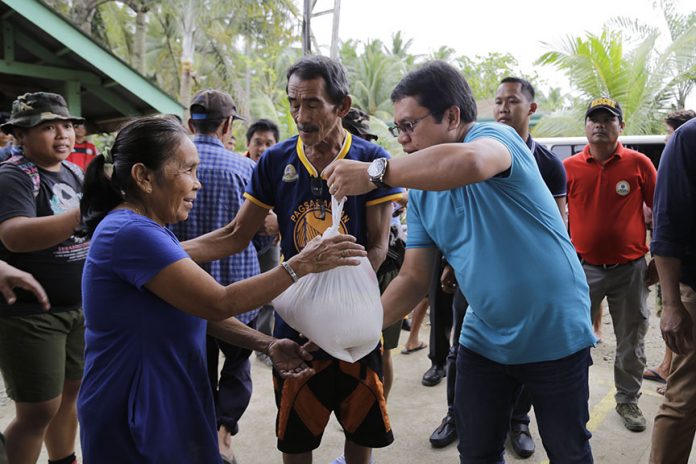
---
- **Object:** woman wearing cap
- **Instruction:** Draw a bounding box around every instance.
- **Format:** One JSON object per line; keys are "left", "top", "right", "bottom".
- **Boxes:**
{"left": 78, "top": 116, "right": 366, "bottom": 462}
{"left": 0, "top": 92, "right": 87, "bottom": 464}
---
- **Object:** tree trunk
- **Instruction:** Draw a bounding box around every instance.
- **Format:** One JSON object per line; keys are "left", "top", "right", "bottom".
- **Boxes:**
{"left": 133, "top": 5, "right": 148, "bottom": 74}
{"left": 244, "top": 37, "right": 251, "bottom": 120}
{"left": 179, "top": 0, "right": 196, "bottom": 110}
{"left": 72, "top": 0, "right": 101, "bottom": 34}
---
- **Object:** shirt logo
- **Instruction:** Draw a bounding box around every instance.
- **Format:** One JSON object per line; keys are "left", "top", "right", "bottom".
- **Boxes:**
{"left": 616, "top": 180, "right": 630, "bottom": 196}
{"left": 50, "top": 182, "right": 81, "bottom": 214}
{"left": 282, "top": 164, "right": 298, "bottom": 182}
{"left": 290, "top": 199, "right": 348, "bottom": 250}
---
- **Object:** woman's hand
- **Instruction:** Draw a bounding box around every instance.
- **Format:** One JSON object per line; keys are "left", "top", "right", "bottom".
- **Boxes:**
{"left": 267, "top": 339, "right": 315, "bottom": 379}
{"left": 288, "top": 234, "right": 367, "bottom": 277}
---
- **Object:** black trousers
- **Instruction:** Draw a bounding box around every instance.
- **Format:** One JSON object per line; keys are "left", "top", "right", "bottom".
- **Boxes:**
{"left": 428, "top": 251, "right": 454, "bottom": 368}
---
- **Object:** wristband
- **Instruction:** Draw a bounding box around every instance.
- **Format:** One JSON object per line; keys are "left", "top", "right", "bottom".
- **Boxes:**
{"left": 281, "top": 261, "right": 299, "bottom": 283}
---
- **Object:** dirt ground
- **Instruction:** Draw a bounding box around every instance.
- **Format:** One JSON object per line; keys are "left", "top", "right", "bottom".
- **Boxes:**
{"left": 2, "top": 288, "right": 695, "bottom": 463}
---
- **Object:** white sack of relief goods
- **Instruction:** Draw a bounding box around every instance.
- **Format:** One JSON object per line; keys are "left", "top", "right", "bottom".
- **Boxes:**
{"left": 272, "top": 196, "right": 383, "bottom": 363}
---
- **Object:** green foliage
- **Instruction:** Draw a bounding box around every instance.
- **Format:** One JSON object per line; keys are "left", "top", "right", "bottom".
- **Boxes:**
{"left": 342, "top": 39, "right": 402, "bottom": 119}
{"left": 457, "top": 52, "right": 522, "bottom": 101}
{"left": 43, "top": 1, "right": 694, "bottom": 141}
{"left": 536, "top": 1, "right": 696, "bottom": 136}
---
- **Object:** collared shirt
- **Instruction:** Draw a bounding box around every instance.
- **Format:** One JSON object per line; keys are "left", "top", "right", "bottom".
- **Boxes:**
{"left": 407, "top": 122, "right": 594, "bottom": 364}
{"left": 564, "top": 142, "right": 656, "bottom": 265}
{"left": 170, "top": 135, "right": 260, "bottom": 324}
{"left": 526, "top": 136, "right": 566, "bottom": 197}
{"left": 651, "top": 119, "right": 696, "bottom": 290}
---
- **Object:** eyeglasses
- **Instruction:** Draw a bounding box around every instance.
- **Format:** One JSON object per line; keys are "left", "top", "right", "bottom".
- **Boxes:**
{"left": 389, "top": 112, "right": 432, "bottom": 137}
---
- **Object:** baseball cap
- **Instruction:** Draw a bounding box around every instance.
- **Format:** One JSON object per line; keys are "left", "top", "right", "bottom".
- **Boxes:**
{"left": 189, "top": 89, "right": 244, "bottom": 121}
{"left": 1, "top": 92, "right": 85, "bottom": 135}
{"left": 585, "top": 97, "right": 623, "bottom": 121}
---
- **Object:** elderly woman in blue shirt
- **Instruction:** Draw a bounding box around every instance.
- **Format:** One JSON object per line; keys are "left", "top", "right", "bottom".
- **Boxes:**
{"left": 78, "top": 116, "right": 365, "bottom": 463}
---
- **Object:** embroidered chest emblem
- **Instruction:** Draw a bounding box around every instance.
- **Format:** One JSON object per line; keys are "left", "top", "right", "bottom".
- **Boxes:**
{"left": 282, "top": 164, "right": 298, "bottom": 182}
{"left": 616, "top": 180, "right": 630, "bottom": 196}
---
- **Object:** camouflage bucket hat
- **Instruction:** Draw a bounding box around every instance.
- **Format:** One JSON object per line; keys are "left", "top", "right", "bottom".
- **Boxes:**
{"left": 342, "top": 107, "right": 378, "bottom": 141}
{"left": 0, "top": 92, "right": 85, "bottom": 135}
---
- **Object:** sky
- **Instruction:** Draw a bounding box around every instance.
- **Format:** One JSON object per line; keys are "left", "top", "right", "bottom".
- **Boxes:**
{"left": 307, "top": 0, "right": 696, "bottom": 108}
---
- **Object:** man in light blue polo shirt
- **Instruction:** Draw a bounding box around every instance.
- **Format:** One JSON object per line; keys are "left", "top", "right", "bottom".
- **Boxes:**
{"left": 324, "top": 61, "right": 596, "bottom": 463}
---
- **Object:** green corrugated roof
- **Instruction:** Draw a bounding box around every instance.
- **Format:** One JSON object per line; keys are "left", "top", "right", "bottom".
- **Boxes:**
{"left": 0, "top": 0, "right": 183, "bottom": 131}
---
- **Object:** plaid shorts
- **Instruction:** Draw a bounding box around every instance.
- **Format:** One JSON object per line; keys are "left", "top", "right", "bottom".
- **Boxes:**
{"left": 273, "top": 353, "right": 394, "bottom": 454}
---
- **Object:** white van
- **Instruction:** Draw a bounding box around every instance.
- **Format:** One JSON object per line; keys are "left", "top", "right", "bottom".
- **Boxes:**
{"left": 535, "top": 135, "right": 665, "bottom": 168}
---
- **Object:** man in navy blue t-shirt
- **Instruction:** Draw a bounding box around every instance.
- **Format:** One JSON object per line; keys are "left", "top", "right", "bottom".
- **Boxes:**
{"left": 185, "top": 55, "right": 400, "bottom": 464}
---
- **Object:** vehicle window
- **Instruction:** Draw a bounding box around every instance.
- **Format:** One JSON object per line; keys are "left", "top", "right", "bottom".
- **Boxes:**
{"left": 623, "top": 143, "right": 664, "bottom": 169}
{"left": 549, "top": 145, "right": 573, "bottom": 160}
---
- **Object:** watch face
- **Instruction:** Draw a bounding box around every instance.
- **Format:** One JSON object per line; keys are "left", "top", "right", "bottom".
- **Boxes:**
{"left": 368, "top": 158, "right": 385, "bottom": 178}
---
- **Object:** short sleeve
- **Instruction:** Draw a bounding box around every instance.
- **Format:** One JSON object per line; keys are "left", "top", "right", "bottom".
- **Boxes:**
{"left": 536, "top": 146, "right": 567, "bottom": 197}
{"left": 0, "top": 166, "right": 36, "bottom": 222}
{"left": 364, "top": 145, "right": 404, "bottom": 206}
{"left": 112, "top": 220, "right": 189, "bottom": 289}
{"left": 244, "top": 151, "right": 275, "bottom": 210}
{"left": 405, "top": 191, "right": 435, "bottom": 249}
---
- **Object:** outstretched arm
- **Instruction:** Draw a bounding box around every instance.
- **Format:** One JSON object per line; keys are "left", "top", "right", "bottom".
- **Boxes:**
{"left": 147, "top": 234, "right": 367, "bottom": 322}
{"left": 182, "top": 200, "right": 268, "bottom": 264}
{"left": 207, "top": 318, "right": 314, "bottom": 379}
{"left": 324, "top": 138, "right": 512, "bottom": 198}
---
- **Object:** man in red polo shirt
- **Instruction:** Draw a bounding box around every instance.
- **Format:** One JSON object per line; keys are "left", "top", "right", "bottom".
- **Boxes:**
{"left": 564, "top": 97, "right": 657, "bottom": 433}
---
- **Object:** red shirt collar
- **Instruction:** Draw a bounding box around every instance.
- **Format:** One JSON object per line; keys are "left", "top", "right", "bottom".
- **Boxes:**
{"left": 582, "top": 141, "right": 624, "bottom": 163}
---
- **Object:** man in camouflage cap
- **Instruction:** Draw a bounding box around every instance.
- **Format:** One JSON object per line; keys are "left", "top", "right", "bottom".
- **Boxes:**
{"left": 0, "top": 92, "right": 87, "bottom": 464}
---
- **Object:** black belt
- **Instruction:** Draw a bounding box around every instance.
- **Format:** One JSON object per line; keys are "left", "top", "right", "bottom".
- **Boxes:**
{"left": 580, "top": 257, "right": 641, "bottom": 270}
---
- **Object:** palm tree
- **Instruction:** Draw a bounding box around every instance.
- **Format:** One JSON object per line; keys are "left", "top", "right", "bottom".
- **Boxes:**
{"left": 610, "top": 0, "right": 696, "bottom": 109}
{"left": 342, "top": 39, "right": 402, "bottom": 121}
{"left": 429, "top": 46, "right": 457, "bottom": 63}
{"left": 536, "top": 29, "right": 680, "bottom": 135}
{"left": 387, "top": 31, "right": 419, "bottom": 72}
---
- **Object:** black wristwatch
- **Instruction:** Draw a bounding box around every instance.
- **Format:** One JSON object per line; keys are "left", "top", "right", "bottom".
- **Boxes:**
{"left": 367, "top": 157, "right": 390, "bottom": 189}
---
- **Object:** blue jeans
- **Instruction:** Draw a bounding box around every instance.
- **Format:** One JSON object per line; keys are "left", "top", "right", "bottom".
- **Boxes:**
{"left": 455, "top": 346, "right": 593, "bottom": 464}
